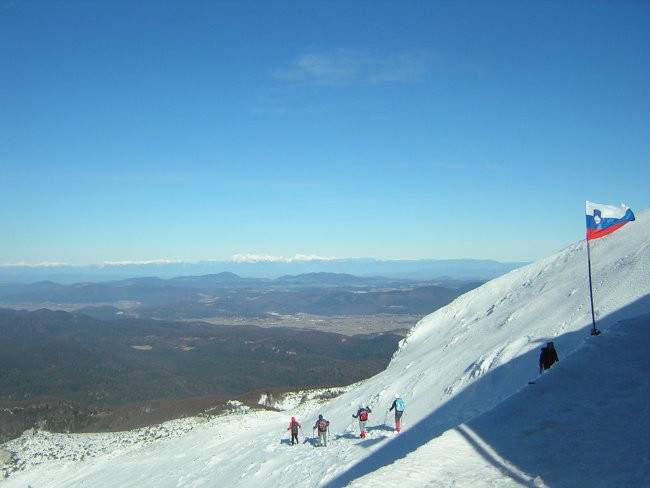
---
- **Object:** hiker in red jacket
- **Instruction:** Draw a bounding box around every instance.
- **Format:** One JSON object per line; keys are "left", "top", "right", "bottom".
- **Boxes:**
{"left": 287, "top": 417, "right": 302, "bottom": 445}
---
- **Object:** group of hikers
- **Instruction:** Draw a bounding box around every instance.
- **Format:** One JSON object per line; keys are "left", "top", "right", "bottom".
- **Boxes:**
{"left": 287, "top": 394, "right": 405, "bottom": 447}
{"left": 287, "top": 342, "right": 559, "bottom": 448}
{"left": 287, "top": 414, "right": 331, "bottom": 446}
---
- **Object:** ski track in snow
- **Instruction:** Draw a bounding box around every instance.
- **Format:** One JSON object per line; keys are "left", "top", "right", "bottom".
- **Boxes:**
{"left": 2, "top": 208, "right": 649, "bottom": 487}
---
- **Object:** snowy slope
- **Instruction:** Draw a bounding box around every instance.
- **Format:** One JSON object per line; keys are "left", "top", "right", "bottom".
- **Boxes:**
{"left": 2, "top": 208, "right": 649, "bottom": 487}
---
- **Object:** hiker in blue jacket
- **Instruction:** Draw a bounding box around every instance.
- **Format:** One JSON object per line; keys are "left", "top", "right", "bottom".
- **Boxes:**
{"left": 352, "top": 405, "right": 371, "bottom": 438}
{"left": 389, "top": 394, "right": 405, "bottom": 432}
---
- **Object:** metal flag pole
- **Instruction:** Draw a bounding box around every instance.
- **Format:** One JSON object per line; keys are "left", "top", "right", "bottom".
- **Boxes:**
{"left": 586, "top": 239, "right": 600, "bottom": 336}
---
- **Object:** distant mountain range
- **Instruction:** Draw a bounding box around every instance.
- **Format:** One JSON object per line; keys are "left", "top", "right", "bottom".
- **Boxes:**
{"left": 0, "top": 258, "right": 527, "bottom": 284}
{"left": 0, "top": 272, "right": 482, "bottom": 319}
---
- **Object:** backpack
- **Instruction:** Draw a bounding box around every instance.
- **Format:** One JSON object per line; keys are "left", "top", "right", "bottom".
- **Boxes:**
{"left": 359, "top": 409, "right": 368, "bottom": 421}
{"left": 318, "top": 419, "right": 329, "bottom": 432}
{"left": 395, "top": 398, "right": 404, "bottom": 412}
{"left": 291, "top": 421, "right": 299, "bottom": 433}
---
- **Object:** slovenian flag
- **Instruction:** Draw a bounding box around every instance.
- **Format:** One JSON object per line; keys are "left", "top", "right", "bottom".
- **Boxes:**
{"left": 586, "top": 201, "right": 635, "bottom": 241}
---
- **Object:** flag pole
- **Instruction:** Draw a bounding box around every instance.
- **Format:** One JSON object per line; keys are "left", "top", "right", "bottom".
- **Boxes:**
{"left": 586, "top": 239, "right": 600, "bottom": 336}
{"left": 585, "top": 200, "right": 635, "bottom": 336}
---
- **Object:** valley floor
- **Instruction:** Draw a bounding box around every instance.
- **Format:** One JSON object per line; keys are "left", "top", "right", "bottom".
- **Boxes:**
{"left": 196, "top": 313, "right": 416, "bottom": 336}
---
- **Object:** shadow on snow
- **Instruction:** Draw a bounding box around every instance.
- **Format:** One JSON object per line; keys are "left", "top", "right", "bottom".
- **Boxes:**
{"left": 323, "top": 295, "right": 650, "bottom": 488}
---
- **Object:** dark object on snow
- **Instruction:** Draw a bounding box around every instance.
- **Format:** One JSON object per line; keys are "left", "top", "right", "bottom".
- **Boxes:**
{"left": 539, "top": 342, "right": 559, "bottom": 373}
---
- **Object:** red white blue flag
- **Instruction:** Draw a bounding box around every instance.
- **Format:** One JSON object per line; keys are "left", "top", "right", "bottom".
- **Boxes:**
{"left": 585, "top": 201, "right": 635, "bottom": 241}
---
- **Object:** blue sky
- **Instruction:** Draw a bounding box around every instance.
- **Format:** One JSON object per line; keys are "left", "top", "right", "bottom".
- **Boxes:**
{"left": 1, "top": 0, "right": 648, "bottom": 266}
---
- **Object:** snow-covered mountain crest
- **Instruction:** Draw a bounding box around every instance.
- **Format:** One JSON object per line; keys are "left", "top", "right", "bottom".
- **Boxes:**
{"left": 3, "top": 208, "right": 649, "bottom": 487}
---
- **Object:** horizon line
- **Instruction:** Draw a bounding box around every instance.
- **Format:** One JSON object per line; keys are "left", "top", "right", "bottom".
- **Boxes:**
{"left": 0, "top": 255, "right": 530, "bottom": 268}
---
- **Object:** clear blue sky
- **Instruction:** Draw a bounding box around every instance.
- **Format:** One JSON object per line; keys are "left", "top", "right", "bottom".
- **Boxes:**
{"left": 1, "top": 0, "right": 648, "bottom": 265}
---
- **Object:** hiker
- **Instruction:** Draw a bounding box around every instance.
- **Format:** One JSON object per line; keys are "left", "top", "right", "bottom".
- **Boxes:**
{"left": 287, "top": 417, "right": 302, "bottom": 445}
{"left": 389, "top": 394, "right": 405, "bottom": 432}
{"left": 539, "top": 342, "right": 559, "bottom": 373}
{"left": 352, "top": 405, "right": 372, "bottom": 438}
{"left": 313, "top": 414, "right": 330, "bottom": 447}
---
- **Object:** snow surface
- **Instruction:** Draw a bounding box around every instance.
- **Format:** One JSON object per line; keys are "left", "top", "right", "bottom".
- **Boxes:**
{"left": 2, "top": 208, "right": 649, "bottom": 487}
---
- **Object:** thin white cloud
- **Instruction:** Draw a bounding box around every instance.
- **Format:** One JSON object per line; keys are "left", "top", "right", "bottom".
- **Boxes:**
{"left": 367, "top": 51, "right": 429, "bottom": 84}
{"left": 273, "top": 49, "right": 429, "bottom": 87}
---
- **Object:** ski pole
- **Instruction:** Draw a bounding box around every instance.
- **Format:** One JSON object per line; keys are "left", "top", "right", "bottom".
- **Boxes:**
{"left": 384, "top": 410, "right": 389, "bottom": 426}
